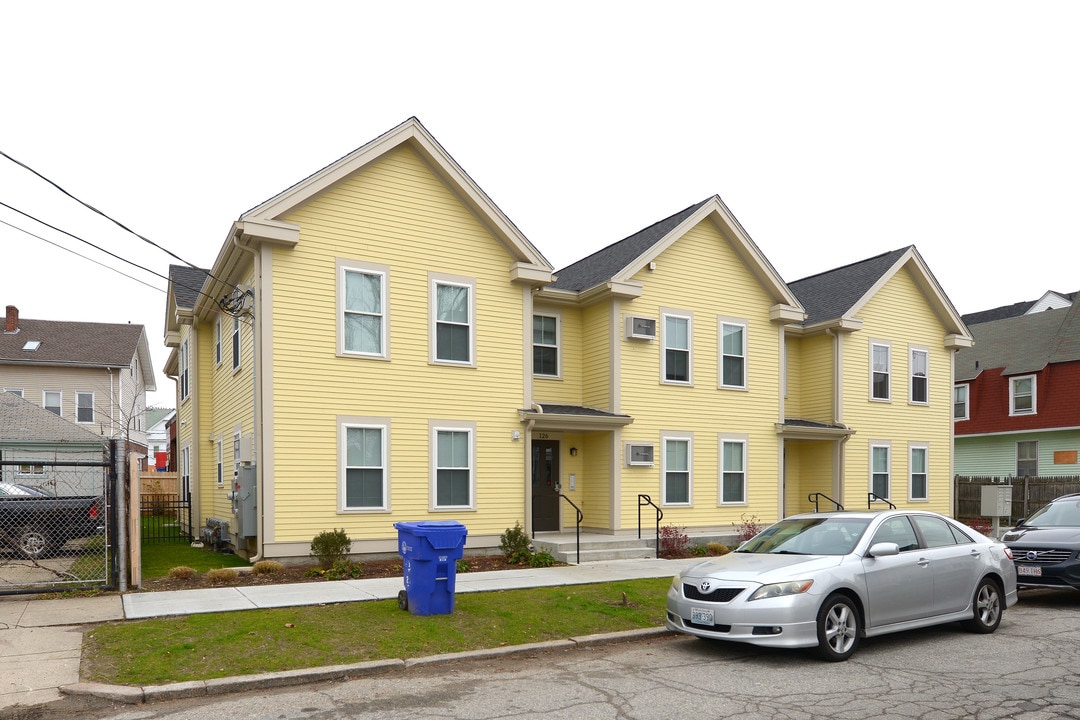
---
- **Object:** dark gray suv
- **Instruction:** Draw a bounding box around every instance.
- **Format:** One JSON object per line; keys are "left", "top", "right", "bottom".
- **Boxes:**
{"left": 1002, "top": 493, "right": 1080, "bottom": 590}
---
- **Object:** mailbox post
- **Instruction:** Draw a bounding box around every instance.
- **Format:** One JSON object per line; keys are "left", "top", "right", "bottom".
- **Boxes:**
{"left": 980, "top": 484, "right": 1013, "bottom": 538}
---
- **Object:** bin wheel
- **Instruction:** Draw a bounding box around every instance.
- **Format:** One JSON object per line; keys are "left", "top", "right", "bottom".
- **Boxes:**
{"left": 397, "top": 590, "right": 408, "bottom": 611}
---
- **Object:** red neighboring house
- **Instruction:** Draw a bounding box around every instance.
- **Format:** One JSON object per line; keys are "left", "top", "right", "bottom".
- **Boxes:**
{"left": 954, "top": 294, "right": 1080, "bottom": 477}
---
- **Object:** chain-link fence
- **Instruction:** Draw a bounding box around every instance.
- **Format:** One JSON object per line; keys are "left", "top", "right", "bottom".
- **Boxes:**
{"left": 0, "top": 450, "right": 114, "bottom": 594}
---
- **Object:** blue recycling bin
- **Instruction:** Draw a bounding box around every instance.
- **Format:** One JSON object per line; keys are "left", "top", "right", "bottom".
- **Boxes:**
{"left": 394, "top": 521, "right": 468, "bottom": 615}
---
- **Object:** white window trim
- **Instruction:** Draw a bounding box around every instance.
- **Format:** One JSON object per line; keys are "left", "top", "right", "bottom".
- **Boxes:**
{"left": 660, "top": 432, "right": 693, "bottom": 506}
{"left": 661, "top": 310, "right": 693, "bottom": 386}
{"left": 214, "top": 317, "right": 222, "bottom": 366}
{"left": 1009, "top": 374, "right": 1037, "bottom": 416}
{"left": 909, "top": 346, "right": 929, "bottom": 405}
{"left": 76, "top": 391, "right": 94, "bottom": 423}
{"left": 870, "top": 441, "right": 892, "bottom": 500}
{"left": 337, "top": 260, "right": 391, "bottom": 360}
{"left": 4, "top": 389, "right": 23, "bottom": 397}
{"left": 908, "top": 443, "right": 929, "bottom": 502}
{"left": 233, "top": 431, "right": 242, "bottom": 486}
{"left": 429, "top": 273, "right": 476, "bottom": 367}
{"left": 339, "top": 417, "right": 391, "bottom": 512}
{"left": 719, "top": 434, "right": 749, "bottom": 505}
{"left": 16, "top": 464, "right": 45, "bottom": 478}
{"left": 180, "top": 445, "right": 191, "bottom": 498}
{"left": 232, "top": 317, "right": 242, "bottom": 372}
{"left": 953, "top": 384, "right": 969, "bottom": 421}
{"left": 532, "top": 312, "right": 561, "bottom": 379}
{"left": 429, "top": 420, "right": 476, "bottom": 510}
{"left": 179, "top": 338, "right": 190, "bottom": 402}
{"left": 43, "top": 390, "right": 61, "bottom": 416}
{"left": 216, "top": 440, "right": 224, "bottom": 487}
{"left": 718, "top": 317, "right": 748, "bottom": 390}
{"left": 870, "top": 340, "right": 891, "bottom": 402}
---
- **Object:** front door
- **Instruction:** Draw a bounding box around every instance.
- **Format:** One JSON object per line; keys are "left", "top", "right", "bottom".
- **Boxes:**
{"left": 532, "top": 440, "right": 560, "bottom": 532}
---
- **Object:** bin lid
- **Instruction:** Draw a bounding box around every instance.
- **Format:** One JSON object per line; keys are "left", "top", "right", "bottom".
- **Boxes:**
{"left": 394, "top": 521, "right": 468, "bottom": 549}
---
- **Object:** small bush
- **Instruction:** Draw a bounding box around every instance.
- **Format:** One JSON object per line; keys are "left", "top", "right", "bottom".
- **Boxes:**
{"left": 321, "top": 559, "right": 363, "bottom": 580}
{"left": 168, "top": 565, "right": 196, "bottom": 580}
{"left": 690, "top": 545, "right": 709, "bottom": 556}
{"left": 707, "top": 542, "right": 731, "bottom": 556}
{"left": 456, "top": 558, "right": 470, "bottom": 573}
{"left": 310, "top": 528, "right": 352, "bottom": 569}
{"left": 529, "top": 550, "right": 557, "bottom": 568}
{"left": 500, "top": 522, "right": 532, "bottom": 564}
{"left": 206, "top": 568, "right": 239, "bottom": 585}
{"left": 251, "top": 560, "right": 285, "bottom": 576}
{"left": 733, "top": 513, "right": 763, "bottom": 543}
{"left": 658, "top": 524, "right": 691, "bottom": 558}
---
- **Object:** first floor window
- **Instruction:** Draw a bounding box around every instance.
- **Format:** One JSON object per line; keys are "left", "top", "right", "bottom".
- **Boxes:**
{"left": 910, "top": 446, "right": 928, "bottom": 500}
{"left": 43, "top": 390, "right": 61, "bottom": 416}
{"left": 953, "top": 384, "right": 968, "bottom": 420}
{"left": 1017, "top": 441, "right": 1038, "bottom": 477}
{"left": 76, "top": 392, "right": 94, "bottom": 423}
{"left": 16, "top": 464, "right": 45, "bottom": 477}
{"left": 216, "top": 441, "right": 224, "bottom": 486}
{"left": 435, "top": 429, "right": 471, "bottom": 507}
{"left": 664, "top": 438, "right": 691, "bottom": 504}
{"left": 181, "top": 446, "right": 191, "bottom": 498}
{"left": 871, "top": 445, "right": 890, "bottom": 499}
{"left": 345, "top": 426, "right": 385, "bottom": 509}
{"left": 721, "top": 440, "right": 746, "bottom": 503}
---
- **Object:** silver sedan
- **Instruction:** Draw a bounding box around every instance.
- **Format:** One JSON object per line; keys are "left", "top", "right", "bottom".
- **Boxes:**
{"left": 665, "top": 510, "right": 1018, "bottom": 661}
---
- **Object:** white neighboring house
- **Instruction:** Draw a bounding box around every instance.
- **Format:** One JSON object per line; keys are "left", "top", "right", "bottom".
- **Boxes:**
{"left": 145, "top": 407, "right": 175, "bottom": 469}
{"left": 0, "top": 305, "right": 156, "bottom": 458}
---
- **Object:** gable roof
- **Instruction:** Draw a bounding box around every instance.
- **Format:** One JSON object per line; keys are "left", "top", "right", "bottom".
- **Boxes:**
{"left": 0, "top": 391, "right": 107, "bottom": 448}
{"left": 961, "top": 290, "right": 1078, "bottom": 326}
{"left": 0, "top": 310, "right": 155, "bottom": 389}
{"left": 146, "top": 407, "right": 175, "bottom": 429}
{"left": 169, "top": 264, "right": 210, "bottom": 311}
{"left": 955, "top": 301, "right": 1079, "bottom": 380}
{"left": 787, "top": 246, "right": 970, "bottom": 344}
{"left": 548, "top": 196, "right": 801, "bottom": 311}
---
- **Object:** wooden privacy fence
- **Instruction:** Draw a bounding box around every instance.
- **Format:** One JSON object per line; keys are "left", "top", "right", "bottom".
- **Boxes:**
{"left": 955, "top": 475, "right": 1080, "bottom": 525}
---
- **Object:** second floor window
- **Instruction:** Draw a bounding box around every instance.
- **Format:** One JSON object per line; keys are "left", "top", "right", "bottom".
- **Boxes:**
{"left": 871, "top": 343, "right": 891, "bottom": 400}
{"left": 180, "top": 339, "right": 190, "bottom": 400}
{"left": 910, "top": 348, "right": 928, "bottom": 404}
{"left": 344, "top": 269, "right": 385, "bottom": 356}
{"left": 663, "top": 314, "right": 691, "bottom": 383}
{"left": 1010, "top": 375, "right": 1036, "bottom": 415}
{"left": 435, "top": 282, "right": 471, "bottom": 364}
{"left": 76, "top": 392, "right": 94, "bottom": 423}
{"left": 43, "top": 390, "right": 61, "bottom": 416}
{"left": 214, "top": 318, "right": 222, "bottom": 365}
{"left": 232, "top": 317, "right": 241, "bottom": 371}
{"left": 720, "top": 321, "right": 746, "bottom": 388}
{"left": 953, "top": 384, "right": 969, "bottom": 420}
{"left": 533, "top": 314, "right": 559, "bottom": 376}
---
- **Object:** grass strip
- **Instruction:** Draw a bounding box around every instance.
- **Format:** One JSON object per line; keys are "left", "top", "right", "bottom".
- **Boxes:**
{"left": 82, "top": 578, "right": 672, "bottom": 686}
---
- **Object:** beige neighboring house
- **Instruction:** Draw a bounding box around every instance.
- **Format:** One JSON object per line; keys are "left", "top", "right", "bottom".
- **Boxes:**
{"left": 0, "top": 305, "right": 156, "bottom": 458}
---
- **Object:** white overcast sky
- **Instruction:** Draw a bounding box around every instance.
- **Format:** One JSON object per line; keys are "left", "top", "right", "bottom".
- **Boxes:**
{"left": 2, "top": 1, "right": 1078, "bottom": 409}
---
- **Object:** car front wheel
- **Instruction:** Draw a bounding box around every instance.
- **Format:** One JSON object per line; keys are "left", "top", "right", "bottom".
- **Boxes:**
{"left": 816, "top": 594, "right": 861, "bottom": 661}
{"left": 965, "top": 578, "right": 1002, "bottom": 634}
{"left": 16, "top": 528, "right": 55, "bottom": 559}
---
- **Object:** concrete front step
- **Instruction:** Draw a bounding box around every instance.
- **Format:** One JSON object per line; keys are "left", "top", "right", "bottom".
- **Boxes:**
{"left": 532, "top": 537, "right": 659, "bottom": 564}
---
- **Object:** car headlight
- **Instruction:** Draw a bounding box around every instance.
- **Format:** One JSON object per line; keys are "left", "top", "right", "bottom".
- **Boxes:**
{"left": 748, "top": 579, "right": 814, "bottom": 601}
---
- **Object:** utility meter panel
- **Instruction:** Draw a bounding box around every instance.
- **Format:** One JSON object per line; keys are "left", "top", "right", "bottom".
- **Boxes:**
{"left": 234, "top": 465, "right": 258, "bottom": 538}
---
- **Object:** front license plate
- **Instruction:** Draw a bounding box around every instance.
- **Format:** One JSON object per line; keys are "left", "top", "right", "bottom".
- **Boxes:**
{"left": 690, "top": 607, "right": 714, "bottom": 625}
{"left": 1017, "top": 565, "right": 1042, "bottom": 577}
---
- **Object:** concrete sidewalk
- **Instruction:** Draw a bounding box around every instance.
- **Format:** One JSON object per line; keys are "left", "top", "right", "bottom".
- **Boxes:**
{"left": 0, "top": 556, "right": 700, "bottom": 712}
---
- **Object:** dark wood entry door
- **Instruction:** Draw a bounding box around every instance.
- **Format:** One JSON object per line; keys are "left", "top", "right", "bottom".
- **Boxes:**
{"left": 532, "top": 440, "right": 560, "bottom": 532}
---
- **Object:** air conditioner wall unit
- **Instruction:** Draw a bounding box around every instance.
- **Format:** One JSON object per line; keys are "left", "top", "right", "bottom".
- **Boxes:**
{"left": 625, "top": 316, "right": 657, "bottom": 340}
{"left": 626, "top": 443, "right": 655, "bottom": 466}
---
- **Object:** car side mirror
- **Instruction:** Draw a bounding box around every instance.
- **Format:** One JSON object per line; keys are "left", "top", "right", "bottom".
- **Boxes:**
{"left": 1014, "top": 518, "right": 1026, "bottom": 527}
{"left": 867, "top": 542, "right": 899, "bottom": 558}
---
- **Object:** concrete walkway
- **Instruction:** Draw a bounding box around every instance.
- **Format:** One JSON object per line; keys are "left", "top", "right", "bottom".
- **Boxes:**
{"left": 0, "top": 556, "right": 701, "bottom": 712}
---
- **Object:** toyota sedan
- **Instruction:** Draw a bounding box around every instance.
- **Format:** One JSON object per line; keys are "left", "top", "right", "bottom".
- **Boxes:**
{"left": 665, "top": 510, "right": 1017, "bottom": 661}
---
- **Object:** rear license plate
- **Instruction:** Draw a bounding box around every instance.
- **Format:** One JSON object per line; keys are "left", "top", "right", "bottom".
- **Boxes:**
{"left": 1017, "top": 565, "right": 1042, "bottom": 577}
{"left": 690, "top": 607, "right": 714, "bottom": 625}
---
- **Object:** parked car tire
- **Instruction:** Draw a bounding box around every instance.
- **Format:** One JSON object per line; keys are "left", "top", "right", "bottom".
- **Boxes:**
{"left": 16, "top": 527, "right": 55, "bottom": 559}
{"left": 964, "top": 577, "right": 1003, "bottom": 634}
{"left": 816, "top": 594, "right": 861, "bottom": 661}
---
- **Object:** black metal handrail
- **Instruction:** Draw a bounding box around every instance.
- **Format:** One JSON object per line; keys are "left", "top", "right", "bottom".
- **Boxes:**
{"left": 557, "top": 493, "right": 584, "bottom": 564}
{"left": 808, "top": 492, "right": 844, "bottom": 512}
{"left": 867, "top": 492, "right": 896, "bottom": 509}
{"left": 638, "top": 494, "right": 663, "bottom": 558}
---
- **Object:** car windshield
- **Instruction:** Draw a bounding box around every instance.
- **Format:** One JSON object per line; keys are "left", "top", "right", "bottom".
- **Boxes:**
{"left": 1024, "top": 498, "right": 1080, "bottom": 527}
{"left": 737, "top": 517, "right": 871, "bottom": 555}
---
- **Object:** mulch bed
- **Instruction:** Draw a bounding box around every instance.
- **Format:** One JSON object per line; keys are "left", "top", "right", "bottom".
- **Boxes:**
{"left": 138, "top": 554, "right": 536, "bottom": 592}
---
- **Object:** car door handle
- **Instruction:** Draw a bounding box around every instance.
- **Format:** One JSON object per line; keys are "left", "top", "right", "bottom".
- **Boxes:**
{"left": 917, "top": 558, "right": 930, "bottom": 567}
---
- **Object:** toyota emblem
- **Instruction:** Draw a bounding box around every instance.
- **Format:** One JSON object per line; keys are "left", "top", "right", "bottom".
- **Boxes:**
{"left": 699, "top": 580, "right": 712, "bottom": 593}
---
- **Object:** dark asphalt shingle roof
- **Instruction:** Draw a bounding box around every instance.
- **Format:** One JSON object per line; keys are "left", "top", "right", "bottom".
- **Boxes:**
{"left": 961, "top": 291, "right": 1078, "bottom": 326}
{"left": 551, "top": 200, "right": 710, "bottom": 292}
{"left": 169, "top": 265, "right": 210, "bottom": 309}
{"left": 787, "top": 248, "right": 910, "bottom": 326}
{"left": 0, "top": 316, "right": 146, "bottom": 368}
{"left": 0, "top": 392, "right": 107, "bottom": 446}
{"left": 955, "top": 297, "right": 1080, "bottom": 380}
{"left": 525, "top": 404, "right": 631, "bottom": 419}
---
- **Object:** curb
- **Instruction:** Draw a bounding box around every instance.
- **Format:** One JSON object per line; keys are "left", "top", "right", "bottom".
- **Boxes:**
{"left": 61, "top": 627, "right": 675, "bottom": 705}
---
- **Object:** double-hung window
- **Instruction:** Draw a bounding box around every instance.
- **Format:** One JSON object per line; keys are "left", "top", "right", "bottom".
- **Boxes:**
{"left": 533, "top": 314, "right": 559, "bottom": 376}
{"left": 179, "top": 339, "right": 189, "bottom": 400}
{"left": 720, "top": 438, "right": 747, "bottom": 504}
{"left": 341, "top": 265, "right": 387, "bottom": 357}
{"left": 432, "top": 423, "right": 474, "bottom": 509}
{"left": 910, "top": 348, "right": 928, "bottom": 404}
{"left": 871, "top": 443, "right": 891, "bottom": 499}
{"left": 43, "top": 390, "right": 61, "bottom": 416}
{"left": 216, "top": 440, "right": 224, "bottom": 487}
{"left": 720, "top": 320, "right": 746, "bottom": 389}
{"left": 76, "top": 392, "right": 94, "bottom": 423}
{"left": 909, "top": 445, "right": 928, "bottom": 501}
{"left": 232, "top": 317, "right": 241, "bottom": 371}
{"left": 953, "top": 384, "right": 969, "bottom": 420}
{"left": 871, "top": 342, "right": 891, "bottom": 400}
{"left": 431, "top": 275, "right": 474, "bottom": 365}
{"left": 663, "top": 436, "right": 691, "bottom": 504}
{"left": 1010, "top": 375, "right": 1036, "bottom": 415}
{"left": 214, "top": 318, "right": 222, "bottom": 365}
{"left": 1017, "top": 441, "right": 1038, "bottom": 477}
{"left": 342, "top": 424, "right": 387, "bottom": 510}
{"left": 663, "top": 313, "right": 691, "bottom": 384}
